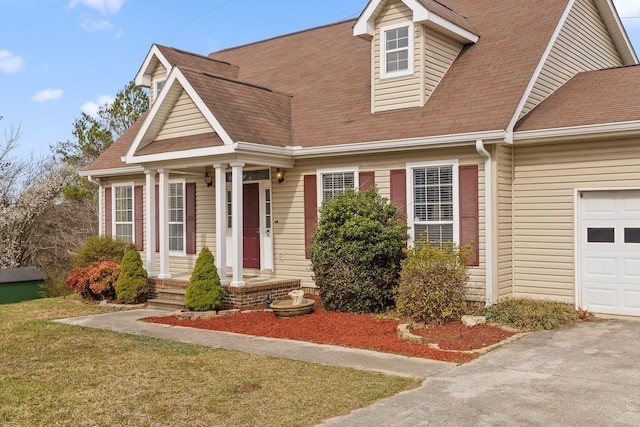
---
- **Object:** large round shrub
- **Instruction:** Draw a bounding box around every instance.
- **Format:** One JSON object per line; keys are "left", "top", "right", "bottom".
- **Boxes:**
{"left": 71, "top": 235, "right": 127, "bottom": 268}
{"left": 114, "top": 244, "right": 149, "bottom": 304}
{"left": 185, "top": 247, "right": 225, "bottom": 311}
{"left": 396, "top": 241, "right": 472, "bottom": 325}
{"left": 310, "top": 187, "right": 407, "bottom": 314}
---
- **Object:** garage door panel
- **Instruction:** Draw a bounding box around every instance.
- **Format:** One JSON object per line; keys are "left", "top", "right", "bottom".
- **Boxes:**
{"left": 623, "top": 258, "right": 640, "bottom": 278}
{"left": 624, "top": 291, "right": 640, "bottom": 309}
{"left": 584, "top": 257, "right": 616, "bottom": 277}
{"left": 586, "top": 288, "right": 617, "bottom": 308}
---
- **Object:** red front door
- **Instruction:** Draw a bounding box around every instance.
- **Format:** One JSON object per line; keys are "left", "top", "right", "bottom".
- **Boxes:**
{"left": 243, "top": 183, "right": 261, "bottom": 269}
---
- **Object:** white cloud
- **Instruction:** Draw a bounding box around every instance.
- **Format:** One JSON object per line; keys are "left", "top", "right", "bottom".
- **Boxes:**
{"left": 0, "top": 49, "right": 24, "bottom": 74}
{"left": 613, "top": 0, "right": 640, "bottom": 18}
{"left": 81, "top": 18, "right": 114, "bottom": 32}
{"left": 32, "top": 89, "right": 64, "bottom": 102}
{"left": 81, "top": 95, "right": 115, "bottom": 118}
{"left": 68, "top": 0, "right": 125, "bottom": 14}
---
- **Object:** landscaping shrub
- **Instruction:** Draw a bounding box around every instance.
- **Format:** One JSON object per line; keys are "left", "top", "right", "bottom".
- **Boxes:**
{"left": 396, "top": 241, "right": 472, "bottom": 325}
{"left": 65, "top": 261, "right": 120, "bottom": 301}
{"left": 478, "top": 297, "right": 579, "bottom": 330}
{"left": 71, "top": 235, "right": 127, "bottom": 268}
{"left": 185, "top": 247, "right": 225, "bottom": 311}
{"left": 311, "top": 188, "right": 407, "bottom": 314}
{"left": 114, "top": 244, "right": 148, "bottom": 304}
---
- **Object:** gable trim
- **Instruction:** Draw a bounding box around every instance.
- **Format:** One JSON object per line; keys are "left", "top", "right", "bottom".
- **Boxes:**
{"left": 135, "top": 44, "right": 173, "bottom": 87}
{"left": 125, "top": 67, "right": 234, "bottom": 164}
{"left": 514, "top": 120, "right": 640, "bottom": 144}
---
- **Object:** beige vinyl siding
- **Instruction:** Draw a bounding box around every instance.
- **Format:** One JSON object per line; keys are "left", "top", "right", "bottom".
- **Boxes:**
{"left": 273, "top": 148, "right": 487, "bottom": 297}
{"left": 372, "top": 0, "right": 423, "bottom": 112}
{"left": 156, "top": 89, "right": 214, "bottom": 140}
{"left": 151, "top": 63, "right": 168, "bottom": 104}
{"left": 512, "top": 138, "right": 640, "bottom": 302}
{"left": 424, "top": 27, "right": 462, "bottom": 102}
{"left": 495, "top": 144, "right": 513, "bottom": 299}
{"left": 520, "top": 0, "right": 623, "bottom": 118}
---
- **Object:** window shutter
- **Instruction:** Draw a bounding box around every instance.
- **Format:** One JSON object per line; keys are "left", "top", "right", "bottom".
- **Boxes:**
{"left": 104, "top": 187, "right": 112, "bottom": 236}
{"left": 134, "top": 185, "right": 144, "bottom": 251}
{"left": 155, "top": 185, "right": 159, "bottom": 253}
{"left": 390, "top": 169, "right": 406, "bottom": 222}
{"left": 186, "top": 183, "right": 197, "bottom": 255}
{"left": 303, "top": 174, "right": 317, "bottom": 259}
{"left": 359, "top": 171, "right": 375, "bottom": 191}
{"left": 459, "top": 165, "right": 479, "bottom": 266}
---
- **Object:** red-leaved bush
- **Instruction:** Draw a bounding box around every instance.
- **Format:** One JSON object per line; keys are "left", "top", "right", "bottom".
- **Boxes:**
{"left": 65, "top": 261, "right": 120, "bottom": 301}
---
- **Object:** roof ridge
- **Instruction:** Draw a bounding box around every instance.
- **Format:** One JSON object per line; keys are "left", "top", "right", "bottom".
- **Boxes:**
{"left": 156, "top": 44, "right": 234, "bottom": 67}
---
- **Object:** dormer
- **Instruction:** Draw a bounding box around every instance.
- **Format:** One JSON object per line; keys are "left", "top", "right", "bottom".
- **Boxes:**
{"left": 354, "top": 0, "right": 479, "bottom": 113}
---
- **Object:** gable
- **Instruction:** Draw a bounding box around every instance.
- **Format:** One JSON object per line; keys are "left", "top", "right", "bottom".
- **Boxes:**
{"left": 155, "top": 89, "right": 215, "bottom": 141}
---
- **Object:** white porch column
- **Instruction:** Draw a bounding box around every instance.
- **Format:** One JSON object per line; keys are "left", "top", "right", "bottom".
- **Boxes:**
{"left": 230, "top": 162, "right": 245, "bottom": 287}
{"left": 145, "top": 169, "right": 157, "bottom": 278}
{"left": 158, "top": 168, "right": 171, "bottom": 279}
{"left": 214, "top": 163, "right": 229, "bottom": 285}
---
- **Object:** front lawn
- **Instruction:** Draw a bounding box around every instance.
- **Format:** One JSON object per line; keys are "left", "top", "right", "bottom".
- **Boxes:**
{"left": 0, "top": 297, "right": 419, "bottom": 426}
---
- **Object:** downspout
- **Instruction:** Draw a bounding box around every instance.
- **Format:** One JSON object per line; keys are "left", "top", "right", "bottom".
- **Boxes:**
{"left": 86, "top": 175, "right": 103, "bottom": 236}
{"left": 475, "top": 140, "right": 494, "bottom": 306}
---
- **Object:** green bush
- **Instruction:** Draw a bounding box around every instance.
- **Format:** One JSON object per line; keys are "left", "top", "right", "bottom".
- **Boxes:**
{"left": 396, "top": 241, "right": 471, "bottom": 325}
{"left": 114, "top": 244, "right": 149, "bottom": 304}
{"left": 185, "top": 247, "right": 225, "bottom": 311}
{"left": 311, "top": 188, "right": 407, "bottom": 314}
{"left": 477, "top": 298, "right": 579, "bottom": 330}
{"left": 71, "top": 235, "right": 127, "bottom": 268}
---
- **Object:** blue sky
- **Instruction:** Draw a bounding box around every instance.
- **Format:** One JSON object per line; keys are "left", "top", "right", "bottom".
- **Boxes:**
{"left": 1, "top": 0, "right": 639, "bottom": 160}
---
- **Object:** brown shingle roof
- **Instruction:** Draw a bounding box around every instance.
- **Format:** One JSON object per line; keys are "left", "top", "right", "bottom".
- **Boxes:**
{"left": 416, "top": 0, "right": 478, "bottom": 35}
{"left": 516, "top": 65, "right": 640, "bottom": 131}
{"left": 155, "top": 45, "right": 239, "bottom": 80}
{"left": 85, "top": 112, "right": 148, "bottom": 171}
{"left": 135, "top": 132, "right": 224, "bottom": 156}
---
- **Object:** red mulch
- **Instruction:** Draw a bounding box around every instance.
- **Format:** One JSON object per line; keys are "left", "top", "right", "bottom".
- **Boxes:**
{"left": 142, "top": 296, "right": 516, "bottom": 363}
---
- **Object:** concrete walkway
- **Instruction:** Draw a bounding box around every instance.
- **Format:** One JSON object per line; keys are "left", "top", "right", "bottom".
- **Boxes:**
{"left": 57, "top": 310, "right": 640, "bottom": 426}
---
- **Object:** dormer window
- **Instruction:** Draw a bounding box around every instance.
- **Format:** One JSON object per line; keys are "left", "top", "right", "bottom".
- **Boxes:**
{"left": 382, "top": 23, "right": 413, "bottom": 78}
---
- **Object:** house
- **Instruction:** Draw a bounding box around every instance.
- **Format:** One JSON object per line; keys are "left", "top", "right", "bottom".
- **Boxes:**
{"left": 82, "top": 0, "right": 640, "bottom": 316}
{"left": 0, "top": 267, "right": 45, "bottom": 304}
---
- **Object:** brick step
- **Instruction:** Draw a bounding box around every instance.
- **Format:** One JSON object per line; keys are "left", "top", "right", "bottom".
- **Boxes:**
{"left": 147, "top": 297, "right": 184, "bottom": 311}
{"left": 156, "top": 287, "right": 187, "bottom": 301}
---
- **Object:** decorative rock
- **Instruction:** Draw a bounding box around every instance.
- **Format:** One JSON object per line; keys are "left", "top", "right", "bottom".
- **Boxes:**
{"left": 461, "top": 315, "right": 486, "bottom": 327}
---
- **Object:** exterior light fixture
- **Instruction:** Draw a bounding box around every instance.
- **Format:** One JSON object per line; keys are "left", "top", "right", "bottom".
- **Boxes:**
{"left": 274, "top": 168, "right": 285, "bottom": 183}
{"left": 204, "top": 172, "right": 213, "bottom": 187}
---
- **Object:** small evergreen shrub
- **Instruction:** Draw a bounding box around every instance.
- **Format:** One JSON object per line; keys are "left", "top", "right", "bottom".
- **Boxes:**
{"left": 114, "top": 244, "right": 149, "bottom": 304}
{"left": 71, "top": 235, "right": 127, "bottom": 268}
{"left": 477, "top": 298, "right": 579, "bottom": 330}
{"left": 185, "top": 247, "right": 225, "bottom": 311}
{"left": 311, "top": 188, "right": 407, "bottom": 314}
{"left": 396, "top": 241, "right": 472, "bottom": 325}
{"left": 65, "top": 261, "right": 120, "bottom": 301}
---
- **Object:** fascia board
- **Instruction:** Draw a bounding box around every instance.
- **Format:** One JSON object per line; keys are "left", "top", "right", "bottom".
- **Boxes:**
{"left": 353, "top": 0, "right": 378, "bottom": 37}
{"left": 426, "top": 13, "right": 479, "bottom": 43}
{"left": 80, "top": 166, "right": 145, "bottom": 177}
{"left": 514, "top": 120, "right": 640, "bottom": 144}
{"left": 594, "top": 0, "right": 638, "bottom": 64}
{"left": 134, "top": 44, "right": 172, "bottom": 87}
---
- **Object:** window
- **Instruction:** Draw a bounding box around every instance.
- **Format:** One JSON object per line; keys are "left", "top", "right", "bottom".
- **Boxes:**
{"left": 265, "top": 189, "right": 272, "bottom": 229}
{"left": 412, "top": 165, "right": 455, "bottom": 245}
{"left": 169, "top": 182, "right": 184, "bottom": 252}
{"left": 227, "top": 190, "right": 232, "bottom": 228}
{"left": 155, "top": 80, "right": 165, "bottom": 99}
{"left": 114, "top": 185, "right": 133, "bottom": 243}
{"left": 382, "top": 24, "right": 412, "bottom": 78}
{"left": 321, "top": 171, "right": 356, "bottom": 203}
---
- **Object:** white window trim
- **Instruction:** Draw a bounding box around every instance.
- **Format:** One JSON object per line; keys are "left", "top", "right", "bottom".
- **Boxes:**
{"left": 316, "top": 167, "right": 360, "bottom": 208}
{"left": 112, "top": 182, "right": 135, "bottom": 244}
{"left": 168, "top": 179, "right": 186, "bottom": 257}
{"left": 406, "top": 160, "right": 459, "bottom": 247}
{"left": 380, "top": 22, "right": 414, "bottom": 79}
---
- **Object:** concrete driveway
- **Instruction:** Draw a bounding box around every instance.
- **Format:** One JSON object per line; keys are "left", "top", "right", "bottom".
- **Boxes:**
{"left": 321, "top": 319, "right": 640, "bottom": 426}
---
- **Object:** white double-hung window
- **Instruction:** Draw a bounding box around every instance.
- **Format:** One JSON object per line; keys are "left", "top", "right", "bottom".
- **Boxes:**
{"left": 318, "top": 168, "right": 358, "bottom": 203}
{"left": 382, "top": 23, "right": 413, "bottom": 78}
{"left": 410, "top": 162, "right": 457, "bottom": 246}
{"left": 169, "top": 181, "right": 185, "bottom": 253}
{"left": 114, "top": 184, "right": 133, "bottom": 244}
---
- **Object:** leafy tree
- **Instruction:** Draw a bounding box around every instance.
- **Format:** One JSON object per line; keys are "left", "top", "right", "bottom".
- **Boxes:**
{"left": 185, "top": 247, "right": 225, "bottom": 311}
{"left": 310, "top": 187, "right": 408, "bottom": 314}
{"left": 114, "top": 244, "right": 148, "bottom": 304}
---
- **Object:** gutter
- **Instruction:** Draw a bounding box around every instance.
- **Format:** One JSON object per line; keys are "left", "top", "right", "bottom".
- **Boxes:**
{"left": 475, "top": 140, "right": 495, "bottom": 306}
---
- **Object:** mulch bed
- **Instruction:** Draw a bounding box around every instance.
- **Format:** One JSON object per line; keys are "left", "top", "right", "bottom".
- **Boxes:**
{"left": 142, "top": 296, "right": 516, "bottom": 363}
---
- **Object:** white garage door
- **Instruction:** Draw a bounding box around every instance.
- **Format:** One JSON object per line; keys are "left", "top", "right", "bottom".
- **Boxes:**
{"left": 580, "top": 191, "right": 640, "bottom": 316}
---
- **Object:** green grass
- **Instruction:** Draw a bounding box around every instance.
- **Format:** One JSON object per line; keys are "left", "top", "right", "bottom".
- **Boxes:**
{"left": 0, "top": 296, "right": 420, "bottom": 426}
{"left": 477, "top": 297, "right": 579, "bottom": 331}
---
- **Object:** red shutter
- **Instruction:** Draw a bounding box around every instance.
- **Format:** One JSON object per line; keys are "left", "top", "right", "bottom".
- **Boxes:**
{"left": 186, "top": 183, "right": 196, "bottom": 254}
{"left": 104, "top": 187, "right": 112, "bottom": 236}
{"left": 359, "top": 171, "right": 375, "bottom": 191}
{"left": 390, "top": 169, "right": 407, "bottom": 222}
{"left": 459, "top": 165, "right": 479, "bottom": 266}
{"left": 303, "top": 175, "right": 317, "bottom": 259}
{"left": 134, "top": 185, "right": 144, "bottom": 251}
{"left": 155, "top": 185, "right": 159, "bottom": 253}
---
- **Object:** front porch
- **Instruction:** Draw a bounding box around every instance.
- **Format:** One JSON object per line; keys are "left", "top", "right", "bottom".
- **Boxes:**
{"left": 148, "top": 275, "right": 304, "bottom": 310}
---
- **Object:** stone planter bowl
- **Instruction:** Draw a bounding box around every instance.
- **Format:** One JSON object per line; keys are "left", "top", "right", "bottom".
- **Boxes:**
{"left": 270, "top": 298, "right": 315, "bottom": 318}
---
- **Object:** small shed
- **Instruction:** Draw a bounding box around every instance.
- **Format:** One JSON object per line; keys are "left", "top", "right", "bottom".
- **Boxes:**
{"left": 0, "top": 267, "right": 46, "bottom": 304}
